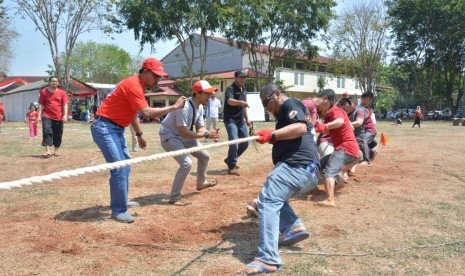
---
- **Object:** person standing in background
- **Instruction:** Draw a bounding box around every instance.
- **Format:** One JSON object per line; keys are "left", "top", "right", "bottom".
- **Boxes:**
{"left": 37, "top": 76, "right": 69, "bottom": 158}
{"left": 223, "top": 70, "right": 250, "bottom": 175}
{"left": 204, "top": 92, "right": 222, "bottom": 141}
{"left": 412, "top": 106, "right": 423, "bottom": 128}
{"left": 25, "top": 103, "right": 39, "bottom": 139}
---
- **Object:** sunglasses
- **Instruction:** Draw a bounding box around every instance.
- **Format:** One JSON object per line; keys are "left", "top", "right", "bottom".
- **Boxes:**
{"left": 262, "top": 92, "right": 275, "bottom": 107}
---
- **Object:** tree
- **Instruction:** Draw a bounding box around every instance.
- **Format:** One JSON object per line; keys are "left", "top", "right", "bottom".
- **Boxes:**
{"left": 114, "top": 0, "right": 223, "bottom": 88}
{"left": 0, "top": 0, "right": 19, "bottom": 73}
{"left": 222, "top": 0, "right": 335, "bottom": 89}
{"left": 65, "top": 41, "right": 132, "bottom": 84}
{"left": 387, "top": 0, "right": 465, "bottom": 113}
{"left": 12, "top": 0, "right": 110, "bottom": 90}
{"left": 330, "top": 0, "right": 390, "bottom": 93}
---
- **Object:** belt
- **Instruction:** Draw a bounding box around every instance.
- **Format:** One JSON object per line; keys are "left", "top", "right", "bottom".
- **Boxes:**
{"left": 94, "top": 116, "right": 124, "bottom": 128}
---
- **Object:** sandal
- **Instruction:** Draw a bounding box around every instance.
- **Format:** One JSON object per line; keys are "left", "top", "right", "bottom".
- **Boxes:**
{"left": 42, "top": 153, "right": 53, "bottom": 159}
{"left": 197, "top": 178, "right": 218, "bottom": 191}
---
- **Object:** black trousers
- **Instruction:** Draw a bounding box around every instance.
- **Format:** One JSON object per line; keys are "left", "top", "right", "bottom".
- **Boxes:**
{"left": 41, "top": 116, "right": 64, "bottom": 148}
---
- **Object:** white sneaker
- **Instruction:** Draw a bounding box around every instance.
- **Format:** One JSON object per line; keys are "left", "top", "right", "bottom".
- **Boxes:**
{"left": 133, "top": 146, "right": 139, "bottom": 152}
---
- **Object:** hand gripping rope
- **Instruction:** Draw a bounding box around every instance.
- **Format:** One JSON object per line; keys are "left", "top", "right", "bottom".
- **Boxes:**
{"left": 0, "top": 136, "right": 259, "bottom": 190}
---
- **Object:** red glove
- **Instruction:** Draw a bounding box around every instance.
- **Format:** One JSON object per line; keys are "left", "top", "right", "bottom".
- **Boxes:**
{"left": 254, "top": 129, "right": 273, "bottom": 144}
{"left": 314, "top": 122, "right": 328, "bottom": 133}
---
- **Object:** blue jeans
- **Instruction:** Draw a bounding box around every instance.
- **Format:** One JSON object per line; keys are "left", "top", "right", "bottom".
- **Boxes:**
{"left": 90, "top": 117, "right": 131, "bottom": 215}
{"left": 224, "top": 121, "right": 249, "bottom": 167}
{"left": 256, "top": 162, "right": 319, "bottom": 266}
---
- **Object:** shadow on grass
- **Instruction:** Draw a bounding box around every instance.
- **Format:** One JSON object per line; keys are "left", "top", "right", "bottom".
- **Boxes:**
{"left": 132, "top": 192, "right": 199, "bottom": 206}
{"left": 54, "top": 205, "right": 110, "bottom": 222}
{"left": 169, "top": 220, "right": 259, "bottom": 276}
{"left": 191, "top": 169, "right": 240, "bottom": 176}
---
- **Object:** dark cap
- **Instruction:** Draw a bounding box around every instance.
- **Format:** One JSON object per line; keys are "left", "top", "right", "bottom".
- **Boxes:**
{"left": 234, "top": 70, "right": 247, "bottom": 78}
{"left": 317, "top": 89, "right": 336, "bottom": 102}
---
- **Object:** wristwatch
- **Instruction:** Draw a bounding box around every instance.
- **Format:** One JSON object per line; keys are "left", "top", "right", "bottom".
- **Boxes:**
{"left": 204, "top": 131, "right": 210, "bottom": 139}
{"left": 136, "top": 132, "right": 143, "bottom": 137}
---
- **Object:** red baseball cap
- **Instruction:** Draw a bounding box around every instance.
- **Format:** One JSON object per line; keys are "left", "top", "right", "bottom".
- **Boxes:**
{"left": 192, "top": 80, "right": 218, "bottom": 93}
{"left": 142, "top": 58, "right": 169, "bottom": 78}
{"left": 343, "top": 91, "right": 349, "bottom": 97}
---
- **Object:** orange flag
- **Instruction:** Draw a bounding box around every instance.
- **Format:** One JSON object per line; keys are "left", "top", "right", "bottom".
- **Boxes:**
{"left": 380, "top": 133, "right": 388, "bottom": 146}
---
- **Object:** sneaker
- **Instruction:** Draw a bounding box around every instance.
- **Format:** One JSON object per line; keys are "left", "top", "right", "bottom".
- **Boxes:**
{"left": 111, "top": 212, "right": 135, "bottom": 223}
{"left": 133, "top": 146, "right": 139, "bottom": 152}
{"left": 228, "top": 166, "right": 238, "bottom": 175}
{"left": 169, "top": 200, "right": 190, "bottom": 206}
{"left": 127, "top": 201, "right": 139, "bottom": 208}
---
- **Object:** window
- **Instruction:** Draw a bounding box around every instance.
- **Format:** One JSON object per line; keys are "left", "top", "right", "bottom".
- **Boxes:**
{"left": 295, "top": 63, "right": 303, "bottom": 70}
{"left": 294, "top": 73, "right": 305, "bottom": 85}
{"left": 355, "top": 81, "right": 360, "bottom": 90}
{"left": 337, "top": 77, "right": 346, "bottom": 88}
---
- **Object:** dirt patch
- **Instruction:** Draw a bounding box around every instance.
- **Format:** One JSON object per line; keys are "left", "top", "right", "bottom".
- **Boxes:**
{"left": 1, "top": 121, "right": 465, "bottom": 275}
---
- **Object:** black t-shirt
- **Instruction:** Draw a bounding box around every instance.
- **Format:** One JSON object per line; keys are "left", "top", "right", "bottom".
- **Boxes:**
{"left": 272, "top": 98, "right": 319, "bottom": 167}
{"left": 223, "top": 82, "right": 247, "bottom": 123}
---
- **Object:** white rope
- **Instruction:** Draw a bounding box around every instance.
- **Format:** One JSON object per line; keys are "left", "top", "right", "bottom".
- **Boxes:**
{"left": 0, "top": 136, "right": 259, "bottom": 190}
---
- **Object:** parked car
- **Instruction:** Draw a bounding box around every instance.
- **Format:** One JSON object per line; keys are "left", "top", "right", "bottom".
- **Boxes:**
{"left": 427, "top": 110, "right": 444, "bottom": 120}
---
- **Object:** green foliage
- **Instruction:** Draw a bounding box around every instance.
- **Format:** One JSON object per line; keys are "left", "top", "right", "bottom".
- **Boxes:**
{"left": 64, "top": 41, "right": 132, "bottom": 84}
{"left": 387, "top": 0, "right": 465, "bottom": 112}
{"left": 222, "top": 0, "right": 336, "bottom": 84}
{"left": 115, "top": 0, "right": 223, "bottom": 86}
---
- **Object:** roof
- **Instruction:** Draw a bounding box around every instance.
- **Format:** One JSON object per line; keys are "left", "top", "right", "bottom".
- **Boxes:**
{"left": 0, "top": 76, "right": 48, "bottom": 93}
{"left": 4, "top": 80, "right": 48, "bottom": 94}
{"left": 2, "top": 78, "right": 98, "bottom": 98}
{"left": 145, "top": 86, "right": 184, "bottom": 97}
{"left": 209, "top": 36, "right": 331, "bottom": 64}
{"left": 86, "top": 82, "right": 117, "bottom": 90}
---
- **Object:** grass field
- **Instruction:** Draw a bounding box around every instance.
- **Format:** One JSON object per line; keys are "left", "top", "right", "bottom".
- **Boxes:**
{"left": 0, "top": 119, "right": 464, "bottom": 275}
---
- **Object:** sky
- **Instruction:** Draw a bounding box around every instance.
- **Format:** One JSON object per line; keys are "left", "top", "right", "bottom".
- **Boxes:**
{"left": 5, "top": 0, "right": 348, "bottom": 76}
{"left": 5, "top": 2, "right": 177, "bottom": 76}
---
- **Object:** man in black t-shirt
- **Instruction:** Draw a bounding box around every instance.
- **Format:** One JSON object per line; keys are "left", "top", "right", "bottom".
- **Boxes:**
{"left": 223, "top": 70, "right": 250, "bottom": 175}
{"left": 236, "top": 83, "right": 320, "bottom": 275}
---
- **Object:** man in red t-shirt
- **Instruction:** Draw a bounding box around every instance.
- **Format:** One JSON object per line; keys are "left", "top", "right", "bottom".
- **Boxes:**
{"left": 37, "top": 77, "right": 69, "bottom": 157}
{"left": 91, "top": 57, "right": 187, "bottom": 223}
{"left": 313, "top": 89, "right": 360, "bottom": 207}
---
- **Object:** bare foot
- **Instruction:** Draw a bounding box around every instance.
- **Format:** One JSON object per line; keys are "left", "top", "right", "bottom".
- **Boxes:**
{"left": 315, "top": 199, "right": 336, "bottom": 207}
{"left": 236, "top": 260, "right": 279, "bottom": 275}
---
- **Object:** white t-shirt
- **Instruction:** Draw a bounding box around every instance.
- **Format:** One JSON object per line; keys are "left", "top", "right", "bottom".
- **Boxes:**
{"left": 159, "top": 97, "right": 204, "bottom": 141}
{"left": 205, "top": 97, "right": 222, "bottom": 118}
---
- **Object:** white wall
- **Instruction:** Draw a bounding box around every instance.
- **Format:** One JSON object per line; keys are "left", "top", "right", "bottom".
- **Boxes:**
{"left": 1, "top": 90, "right": 40, "bottom": 122}
{"left": 275, "top": 67, "right": 363, "bottom": 96}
